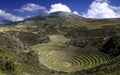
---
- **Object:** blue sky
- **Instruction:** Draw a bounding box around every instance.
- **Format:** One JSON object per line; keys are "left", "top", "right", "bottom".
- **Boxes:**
{"left": 0, "top": 0, "right": 120, "bottom": 22}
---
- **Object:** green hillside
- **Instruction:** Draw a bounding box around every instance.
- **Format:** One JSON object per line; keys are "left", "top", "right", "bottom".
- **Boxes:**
{"left": 0, "top": 12, "right": 120, "bottom": 75}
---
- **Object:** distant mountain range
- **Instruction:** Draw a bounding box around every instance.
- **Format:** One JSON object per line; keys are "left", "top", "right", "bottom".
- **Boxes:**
{"left": 0, "top": 19, "right": 12, "bottom": 24}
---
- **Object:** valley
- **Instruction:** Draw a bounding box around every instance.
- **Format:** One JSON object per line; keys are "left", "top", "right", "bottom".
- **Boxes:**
{"left": 0, "top": 12, "right": 120, "bottom": 75}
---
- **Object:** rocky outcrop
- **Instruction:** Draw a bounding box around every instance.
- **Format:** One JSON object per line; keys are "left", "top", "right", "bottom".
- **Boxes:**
{"left": 101, "top": 35, "right": 120, "bottom": 57}
{"left": 2, "top": 33, "right": 30, "bottom": 50}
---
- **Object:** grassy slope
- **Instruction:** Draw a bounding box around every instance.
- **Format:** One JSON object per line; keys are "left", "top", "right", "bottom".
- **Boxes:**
{"left": 0, "top": 12, "right": 120, "bottom": 75}
{"left": 0, "top": 71, "right": 6, "bottom": 75}
{"left": 0, "top": 20, "right": 120, "bottom": 32}
{"left": 0, "top": 12, "right": 120, "bottom": 32}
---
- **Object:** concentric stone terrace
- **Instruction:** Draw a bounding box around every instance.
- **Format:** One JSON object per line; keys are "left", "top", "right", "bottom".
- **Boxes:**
{"left": 40, "top": 51, "right": 110, "bottom": 72}
{"left": 32, "top": 35, "right": 111, "bottom": 72}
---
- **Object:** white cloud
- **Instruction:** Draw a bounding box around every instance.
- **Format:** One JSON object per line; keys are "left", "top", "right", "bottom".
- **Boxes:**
{"left": 16, "top": 3, "right": 48, "bottom": 13}
{"left": 109, "top": 5, "right": 120, "bottom": 11}
{"left": 73, "top": 11, "right": 80, "bottom": 15}
{"left": 49, "top": 3, "right": 80, "bottom": 16}
{"left": 0, "top": 10, "right": 24, "bottom": 22}
{"left": 95, "top": 0, "right": 108, "bottom": 2}
{"left": 49, "top": 3, "right": 72, "bottom": 13}
{"left": 83, "top": 0, "right": 120, "bottom": 18}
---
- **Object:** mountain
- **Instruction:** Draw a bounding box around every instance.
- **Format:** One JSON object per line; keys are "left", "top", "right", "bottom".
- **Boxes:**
{"left": 0, "top": 12, "right": 120, "bottom": 75}
{"left": 0, "top": 22, "right": 4, "bottom": 24}
{"left": 0, "top": 19, "right": 12, "bottom": 23}
{"left": 26, "top": 11, "right": 84, "bottom": 20}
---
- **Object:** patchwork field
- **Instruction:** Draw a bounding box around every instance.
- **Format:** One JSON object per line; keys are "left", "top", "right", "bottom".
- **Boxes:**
{"left": 32, "top": 35, "right": 111, "bottom": 72}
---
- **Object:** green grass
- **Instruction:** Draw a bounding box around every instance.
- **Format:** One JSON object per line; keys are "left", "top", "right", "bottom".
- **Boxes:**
{"left": 0, "top": 13, "right": 120, "bottom": 75}
{"left": 32, "top": 35, "right": 111, "bottom": 72}
{"left": 40, "top": 51, "right": 110, "bottom": 72}
{"left": 0, "top": 70, "right": 6, "bottom": 75}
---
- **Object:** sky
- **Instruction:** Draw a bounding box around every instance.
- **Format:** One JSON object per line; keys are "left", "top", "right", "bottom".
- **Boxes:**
{"left": 0, "top": 0, "right": 120, "bottom": 22}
